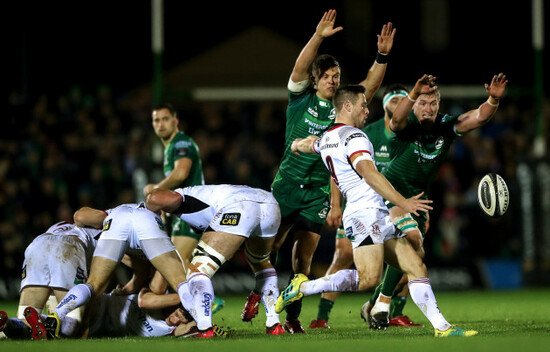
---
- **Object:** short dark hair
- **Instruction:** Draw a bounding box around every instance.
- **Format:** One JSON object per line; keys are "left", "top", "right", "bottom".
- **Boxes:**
{"left": 333, "top": 85, "right": 366, "bottom": 113}
{"left": 153, "top": 102, "right": 177, "bottom": 117}
{"left": 311, "top": 54, "right": 340, "bottom": 83}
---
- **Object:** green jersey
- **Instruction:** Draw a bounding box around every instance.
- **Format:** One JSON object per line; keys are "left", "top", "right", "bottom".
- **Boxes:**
{"left": 384, "top": 111, "right": 460, "bottom": 198}
{"left": 164, "top": 131, "right": 204, "bottom": 188}
{"left": 275, "top": 87, "right": 336, "bottom": 186}
{"left": 363, "top": 118, "right": 392, "bottom": 172}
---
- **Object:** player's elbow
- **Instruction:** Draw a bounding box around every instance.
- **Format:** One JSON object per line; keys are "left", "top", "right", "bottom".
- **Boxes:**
{"left": 145, "top": 190, "right": 164, "bottom": 213}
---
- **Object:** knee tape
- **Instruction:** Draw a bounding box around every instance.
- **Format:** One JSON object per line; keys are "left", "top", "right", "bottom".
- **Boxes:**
{"left": 189, "top": 241, "right": 226, "bottom": 278}
{"left": 392, "top": 213, "right": 419, "bottom": 233}
{"left": 244, "top": 244, "right": 270, "bottom": 264}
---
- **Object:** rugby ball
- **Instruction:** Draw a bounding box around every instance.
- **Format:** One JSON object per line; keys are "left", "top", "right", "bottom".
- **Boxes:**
{"left": 477, "top": 173, "right": 509, "bottom": 217}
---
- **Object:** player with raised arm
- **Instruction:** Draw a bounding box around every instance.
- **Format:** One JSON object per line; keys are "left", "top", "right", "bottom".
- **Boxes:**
{"left": 277, "top": 84, "right": 478, "bottom": 337}
{"left": 253, "top": 9, "right": 395, "bottom": 333}
{"left": 364, "top": 73, "right": 508, "bottom": 330}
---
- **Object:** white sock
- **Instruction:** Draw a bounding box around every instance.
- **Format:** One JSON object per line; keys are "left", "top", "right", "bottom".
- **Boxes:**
{"left": 255, "top": 268, "right": 280, "bottom": 327}
{"left": 408, "top": 278, "right": 451, "bottom": 331}
{"left": 54, "top": 284, "right": 93, "bottom": 321}
{"left": 371, "top": 294, "right": 391, "bottom": 315}
{"left": 187, "top": 273, "right": 215, "bottom": 330}
{"left": 300, "top": 269, "right": 359, "bottom": 296}
{"left": 176, "top": 281, "right": 194, "bottom": 315}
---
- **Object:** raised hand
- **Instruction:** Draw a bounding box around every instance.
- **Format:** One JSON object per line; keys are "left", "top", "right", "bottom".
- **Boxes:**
{"left": 316, "top": 9, "right": 344, "bottom": 39}
{"left": 377, "top": 22, "right": 396, "bottom": 55}
{"left": 412, "top": 74, "right": 438, "bottom": 96}
{"left": 484, "top": 73, "right": 508, "bottom": 99}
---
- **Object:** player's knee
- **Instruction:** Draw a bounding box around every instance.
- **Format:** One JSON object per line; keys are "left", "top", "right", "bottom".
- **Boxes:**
{"left": 405, "top": 231, "right": 423, "bottom": 252}
{"left": 245, "top": 245, "right": 271, "bottom": 267}
{"left": 188, "top": 240, "right": 227, "bottom": 278}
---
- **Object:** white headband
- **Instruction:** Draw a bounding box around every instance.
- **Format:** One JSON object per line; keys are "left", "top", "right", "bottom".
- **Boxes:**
{"left": 382, "top": 90, "right": 408, "bottom": 110}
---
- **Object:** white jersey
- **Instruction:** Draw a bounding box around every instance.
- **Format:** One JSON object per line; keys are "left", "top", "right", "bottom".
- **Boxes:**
{"left": 314, "top": 124, "right": 387, "bottom": 216}
{"left": 173, "top": 185, "right": 280, "bottom": 238}
{"left": 44, "top": 221, "right": 101, "bottom": 255}
{"left": 89, "top": 293, "right": 175, "bottom": 337}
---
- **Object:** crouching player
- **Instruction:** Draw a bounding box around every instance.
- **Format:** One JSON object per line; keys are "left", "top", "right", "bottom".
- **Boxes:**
{"left": 146, "top": 184, "right": 285, "bottom": 335}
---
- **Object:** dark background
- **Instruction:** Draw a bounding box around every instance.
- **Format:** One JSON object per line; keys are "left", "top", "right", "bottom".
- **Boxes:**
{"left": 7, "top": 1, "right": 547, "bottom": 100}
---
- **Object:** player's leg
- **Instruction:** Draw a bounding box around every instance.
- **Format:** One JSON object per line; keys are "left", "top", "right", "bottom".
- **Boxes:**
{"left": 0, "top": 311, "right": 32, "bottom": 339}
{"left": 18, "top": 287, "right": 50, "bottom": 319}
{"left": 244, "top": 236, "right": 283, "bottom": 334}
{"left": 185, "top": 231, "right": 246, "bottom": 332}
{"left": 311, "top": 232, "right": 353, "bottom": 328}
{"left": 384, "top": 237, "right": 477, "bottom": 336}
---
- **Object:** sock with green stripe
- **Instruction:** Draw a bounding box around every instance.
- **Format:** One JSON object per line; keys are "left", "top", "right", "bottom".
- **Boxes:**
{"left": 390, "top": 296, "right": 407, "bottom": 318}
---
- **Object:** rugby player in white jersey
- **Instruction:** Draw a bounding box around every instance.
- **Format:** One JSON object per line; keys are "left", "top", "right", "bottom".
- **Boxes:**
{"left": 0, "top": 221, "right": 101, "bottom": 340}
{"left": 42, "top": 203, "right": 225, "bottom": 339}
{"left": 2, "top": 273, "right": 197, "bottom": 339}
{"left": 278, "top": 84, "right": 478, "bottom": 337}
{"left": 146, "top": 184, "right": 284, "bottom": 335}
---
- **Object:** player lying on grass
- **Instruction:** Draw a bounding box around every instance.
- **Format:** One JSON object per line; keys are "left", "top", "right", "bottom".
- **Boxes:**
{"left": 146, "top": 184, "right": 285, "bottom": 335}
{"left": 1, "top": 271, "right": 202, "bottom": 338}
{"left": 277, "top": 84, "right": 478, "bottom": 337}
{"left": 41, "top": 202, "right": 227, "bottom": 339}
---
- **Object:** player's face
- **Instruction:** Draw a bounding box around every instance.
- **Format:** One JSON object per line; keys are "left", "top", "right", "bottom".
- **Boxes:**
{"left": 385, "top": 96, "right": 406, "bottom": 119}
{"left": 315, "top": 66, "right": 341, "bottom": 100}
{"left": 152, "top": 108, "right": 178, "bottom": 139}
{"left": 413, "top": 93, "right": 440, "bottom": 127}
{"left": 352, "top": 93, "right": 370, "bottom": 128}
{"left": 166, "top": 308, "right": 187, "bottom": 326}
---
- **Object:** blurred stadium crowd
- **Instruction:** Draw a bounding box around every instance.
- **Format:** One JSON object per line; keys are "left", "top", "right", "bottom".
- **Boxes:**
{"left": 1, "top": 85, "right": 546, "bottom": 285}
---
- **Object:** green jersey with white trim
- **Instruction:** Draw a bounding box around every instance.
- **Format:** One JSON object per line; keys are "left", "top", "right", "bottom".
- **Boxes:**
{"left": 383, "top": 111, "right": 460, "bottom": 198}
{"left": 363, "top": 118, "right": 392, "bottom": 172}
{"left": 164, "top": 131, "right": 204, "bottom": 188}
{"left": 275, "top": 87, "right": 336, "bottom": 186}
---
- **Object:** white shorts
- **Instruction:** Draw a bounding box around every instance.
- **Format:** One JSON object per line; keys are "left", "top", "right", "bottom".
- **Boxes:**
{"left": 342, "top": 208, "right": 403, "bottom": 249}
{"left": 21, "top": 234, "right": 88, "bottom": 291}
{"left": 209, "top": 201, "right": 280, "bottom": 239}
{"left": 94, "top": 205, "right": 175, "bottom": 262}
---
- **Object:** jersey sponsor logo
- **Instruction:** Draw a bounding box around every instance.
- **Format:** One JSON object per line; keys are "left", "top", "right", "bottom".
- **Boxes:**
{"left": 320, "top": 142, "right": 339, "bottom": 150}
{"left": 102, "top": 219, "right": 112, "bottom": 231}
{"left": 380, "top": 145, "right": 388, "bottom": 152}
{"left": 371, "top": 224, "right": 382, "bottom": 237}
{"left": 318, "top": 207, "right": 329, "bottom": 219}
{"left": 220, "top": 213, "right": 241, "bottom": 226}
{"left": 328, "top": 108, "right": 336, "bottom": 120}
{"left": 344, "top": 133, "right": 365, "bottom": 145}
{"left": 130, "top": 298, "right": 154, "bottom": 333}
{"left": 307, "top": 107, "right": 319, "bottom": 118}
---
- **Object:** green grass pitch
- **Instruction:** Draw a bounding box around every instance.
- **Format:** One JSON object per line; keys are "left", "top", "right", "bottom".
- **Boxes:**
{"left": 1, "top": 288, "right": 549, "bottom": 352}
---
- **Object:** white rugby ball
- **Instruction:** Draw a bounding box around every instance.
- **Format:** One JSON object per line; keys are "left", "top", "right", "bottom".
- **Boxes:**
{"left": 477, "top": 173, "right": 509, "bottom": 217}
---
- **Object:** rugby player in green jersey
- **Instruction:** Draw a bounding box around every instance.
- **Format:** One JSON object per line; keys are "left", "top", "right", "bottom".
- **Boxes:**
{"left": 240, "top": 9, "right": 396, "bottom": 333}
{"left": 365, "top": 73, "right": 508, "bottom": 330}
{"left": 309, "top": 84, "right": 421, "bottom": 329}
{"left": 144, "top": 103, "right": 205, "bottom": 268}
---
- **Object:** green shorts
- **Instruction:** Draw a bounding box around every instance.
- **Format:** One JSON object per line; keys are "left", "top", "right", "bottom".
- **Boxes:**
{"left": 271, "top": 173, "right": 330, "bottom": 227}
{"left": 168, "top": 215, "right": 202, "bottom": 241}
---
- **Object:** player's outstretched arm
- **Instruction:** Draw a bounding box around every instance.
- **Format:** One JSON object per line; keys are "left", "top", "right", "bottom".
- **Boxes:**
{"left": 291, "top": 9, "right": 343, "bottom": 83}
{"left": 455, "top": 73, "right": 508, "bottom": 134}
{"left": 291, "top": 135, "right": 319, "bottom": 155}
{"left": 390, "top": 74, "right": 437, "bottom": 131}
{"left": 358, "top": 22, "right": 396, "bottom": 103}
{"left": 354, "top": 156, "right": 432, "bottom": 216}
